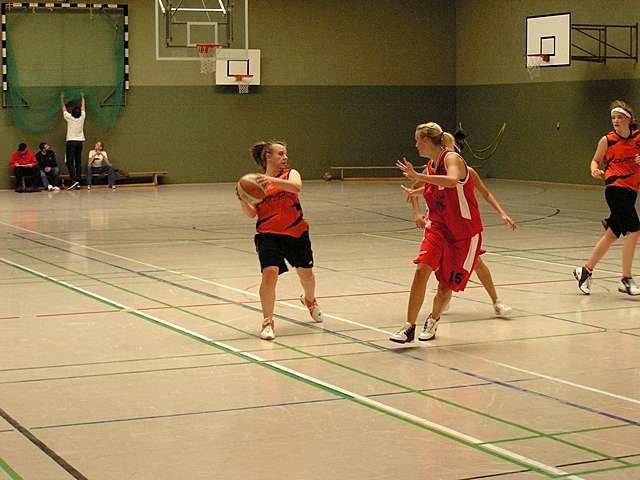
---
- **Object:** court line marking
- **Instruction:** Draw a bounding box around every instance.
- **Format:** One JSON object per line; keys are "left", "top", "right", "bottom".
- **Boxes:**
{"left": 0, "top": 457, "right": 23, "bottom": 480}
{"left": 362, "top": 232, "right": 623, "bottom": 274}
{"left": 5, "top": 244, "right": 638, "bottom": 460}
{"left": 0, "top": 406, "right": 88, "bottom": 480}
{"left": 5, "top": 254, "right": 636, "bottom": 470}
{"left": 0, "top": 257, "right": 586, "bottom": 479}
{"left": 2, "top": 220, "right": 638, "bottom": 408}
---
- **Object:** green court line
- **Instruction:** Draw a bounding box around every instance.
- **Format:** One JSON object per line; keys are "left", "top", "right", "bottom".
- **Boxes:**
{"left": 480, "top": 423, "right": 633, "bottom": 446}
{"left": 0, "top": 458, "right": 23, "bottom": 480}
{"left": 552, "top": 462, "right": 640, "bottom": 478}
{"left": 0, "top": 349, "right": 403, "bottom": 386}
{"left": 2, "top": 257, "right": 583, "bottom": 479}
{"left": 5, "top": 256, "right": 634, "bottom": 473}
{"left": 5, "top": 252, "right": 633, "bottom": 469}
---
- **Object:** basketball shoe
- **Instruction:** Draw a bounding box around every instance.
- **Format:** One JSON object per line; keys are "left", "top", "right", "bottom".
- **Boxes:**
{"left": 418, "top": 314, "right": 439, "bottom": 341}
{"left": 573, "top": 266, "right": 592, "bottom": 295}
{"left": 389, "top": 322, "right": 416, "bottom": 343}
{"left": 300, "top": 295, "right": 323, "bottom": 322}
{"left": 493, "top": 301, "right": 513, "bottom": 317}
{"left": 619, "top": 277, "right": 640, "bottom": 295}
{"left": 260, "top": 318, "right": 275, "bottom": 340}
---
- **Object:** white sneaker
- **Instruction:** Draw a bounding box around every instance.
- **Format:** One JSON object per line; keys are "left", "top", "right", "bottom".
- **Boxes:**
{"left": 66, "top": 181, "right": 79, "bottom": 191}
{"left": 300, "top": 295, "right": 323, "bottom": 322}
{"left": 573, "top": 266, "right": 592, "bottom": 295}
{"left": 618, "top": 277, "right": 640, "bottom": 295}
{"left": 47, "top": 185, "right": 53, "bottom": 191}
{"left": 389, "top": 322, "right": 416, "bottom": 344}
{"left": 87, "top": 185, "right": 91, "bottom": 191}
{"left": 493, "top": 301, "right": 513, "bottom": 317}
{"left": 260, "top": 318, "right": 275, "bottom": 340}
{"left": 53, "top": 186, "right": 60, "bottom": 191}
{"left": 418, "top": 314, "right": 439, "bottom": 341}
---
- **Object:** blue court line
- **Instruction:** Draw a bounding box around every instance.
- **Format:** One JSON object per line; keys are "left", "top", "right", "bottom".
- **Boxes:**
{"left": 9, "top": 238, "right": 640, "bottom": 428}
{"left": 2, "top": 252, "right": 635, "bottom": 476}
{"left": 22, "top": 380, "right": 545, "bottom": 432}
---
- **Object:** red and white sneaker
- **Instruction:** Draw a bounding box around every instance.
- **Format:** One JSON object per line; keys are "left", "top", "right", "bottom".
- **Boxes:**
{"left": 300, "top": 295, "right": 323, "bottom": 322}
{"left": 260, "top": 318, "right": 275, "bottom": 340}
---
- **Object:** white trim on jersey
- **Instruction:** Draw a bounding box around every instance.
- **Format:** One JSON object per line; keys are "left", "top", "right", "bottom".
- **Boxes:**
{"left": 456, "top": 182, "right": 472, "bottom": 220}
{"left": 463, "top": 234, "right": 479, "bottom": 272}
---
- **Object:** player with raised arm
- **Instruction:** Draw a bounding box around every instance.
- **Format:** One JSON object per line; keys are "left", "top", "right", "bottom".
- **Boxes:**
{"left": 403, "top": 166, "right": 516, "bottom": 316}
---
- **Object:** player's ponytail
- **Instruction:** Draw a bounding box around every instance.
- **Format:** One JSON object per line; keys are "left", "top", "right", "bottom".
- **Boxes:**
{"left": 416, "top": 122, "right": 456, "bottom": 150}
{"left": 442, "top": 132, "right": 456, "bottom": 150}
{"left": 251, "top": 142, "right": 268, "bottom": 171}
{"left": 251, "top": 140, "right": 288, "bottom": 171}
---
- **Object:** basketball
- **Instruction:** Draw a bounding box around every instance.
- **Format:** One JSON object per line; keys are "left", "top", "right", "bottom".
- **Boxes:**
{"left": 237, "top": 173, "right": 266, "bottom": 205}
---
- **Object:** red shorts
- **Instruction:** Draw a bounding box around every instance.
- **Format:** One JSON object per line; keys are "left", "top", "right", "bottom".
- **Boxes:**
{"left": 414, "top": 229, "right": 483, "bottom": 292}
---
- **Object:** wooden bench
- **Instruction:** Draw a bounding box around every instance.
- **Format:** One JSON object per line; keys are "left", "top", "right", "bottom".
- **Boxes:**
{"left": 330, "top": 164, "right": 481, "bottom": 181}
{"left": 330, "top": 165, "right": 427, "bottom": 181}
{"left": 10, "top": 171, "right": 168, "bottom": 189}
{"left": 61, "top": 171, "right": 168, "bottom": 188}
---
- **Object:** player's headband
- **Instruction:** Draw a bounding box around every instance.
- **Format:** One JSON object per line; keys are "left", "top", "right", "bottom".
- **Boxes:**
{"left": 611, "top": 107, "right": 631, "bottom": 118}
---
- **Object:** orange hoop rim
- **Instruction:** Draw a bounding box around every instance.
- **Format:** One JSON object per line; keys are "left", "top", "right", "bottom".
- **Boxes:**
{"left": 196, "top": 43, "right": 224, "bottom": 54}
{"left": 525, "top": 53, "right": 551, "bottom": 62}
{"left": 233, "top": 74, "right": 254, "bottom": 82}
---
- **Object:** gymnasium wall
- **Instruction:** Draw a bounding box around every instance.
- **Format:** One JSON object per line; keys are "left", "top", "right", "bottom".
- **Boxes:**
{"left": 0, "top": 0, "right": 457, "bottom": 188}
{"left": 455, "top": 0, "right": 640, "bottom": 184}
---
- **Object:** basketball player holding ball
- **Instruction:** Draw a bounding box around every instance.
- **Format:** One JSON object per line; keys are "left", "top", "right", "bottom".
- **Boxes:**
{"left": 236, "top": 140, "right": 323, "bottom": 340}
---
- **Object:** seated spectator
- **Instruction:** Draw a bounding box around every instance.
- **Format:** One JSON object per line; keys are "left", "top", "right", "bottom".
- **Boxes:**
{"left": 9, "top": 143, "right": 39, "bottom": 192}
{"left": 86, "top": 141, "right": 115, "bottom": 190}
{"left": 36, "top": 142, "right": 60, "bottom": 191}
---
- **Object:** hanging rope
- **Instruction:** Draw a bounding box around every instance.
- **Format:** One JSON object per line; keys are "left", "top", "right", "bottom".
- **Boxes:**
{"left": 460, "top": 122, "right": 507, "bottom": 161}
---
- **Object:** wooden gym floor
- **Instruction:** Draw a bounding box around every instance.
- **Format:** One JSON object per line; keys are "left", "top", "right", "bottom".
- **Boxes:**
{"left": 1, "top": 180, "right": 639, "bottom": 479}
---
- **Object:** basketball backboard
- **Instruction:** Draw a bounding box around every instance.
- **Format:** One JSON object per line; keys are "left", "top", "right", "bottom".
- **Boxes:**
{"left": 155, "top": 0, "right": 231, "bottom": 61}
{"left": 215, "top": 49, "right": 261, "bottom": 86}
{"left": 525, "top": 13, "right": 571, "bottom": 67}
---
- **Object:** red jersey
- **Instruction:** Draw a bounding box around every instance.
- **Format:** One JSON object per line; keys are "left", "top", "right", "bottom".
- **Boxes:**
{"left": 603, "top": 129, "right": 640, "bottom": 191}
{"left": 9, "top": 149, "right": 37, "bottom": 169}
{"left": 422, "top": 149, "right": 483, "bottom": 242}
{"left": 255, "top": 169, "right": 309, "bottom": 237}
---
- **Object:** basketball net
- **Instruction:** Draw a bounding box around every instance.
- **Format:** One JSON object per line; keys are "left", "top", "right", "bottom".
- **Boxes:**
{"left": 526, "top": 54, "right": 549, "bottom": 80}
{"left": 234, "top": 74, "right": 254, "bottom": 94}
{"left": 196, "top": 43, "right": 223, "bottom": 75}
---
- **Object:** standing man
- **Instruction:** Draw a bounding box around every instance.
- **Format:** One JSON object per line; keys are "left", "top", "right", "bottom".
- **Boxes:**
{"left": 61, "top": 92, "right": 86, "bottom": 190}
{"left": 9, "top": 143, "right": 39, "bottom": 192}
{"left": 36, "top": 142, "right": 60, "bottom": 191}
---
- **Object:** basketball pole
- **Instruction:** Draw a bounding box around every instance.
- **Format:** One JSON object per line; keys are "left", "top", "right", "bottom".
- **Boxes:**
{"left": 244, "top": 0, "right": 249, "bottom": 53}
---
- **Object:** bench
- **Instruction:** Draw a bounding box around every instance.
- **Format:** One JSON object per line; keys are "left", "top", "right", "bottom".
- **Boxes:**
{"left": 330, "top": 164, "right": 481, "bottom": 181}
{"left": 60, "top": 171, "right": 169, "bottom": 188}
{"left": 330, "top": 165, "right": 428, "bottom": 181}
{"left": 10, "top": 171, "right": 168, "bottom": 189}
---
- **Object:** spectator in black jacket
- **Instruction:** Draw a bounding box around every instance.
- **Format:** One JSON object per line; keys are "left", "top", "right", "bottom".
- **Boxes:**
{"left": 36, "top": 142, "right": 60, "bottom": 191}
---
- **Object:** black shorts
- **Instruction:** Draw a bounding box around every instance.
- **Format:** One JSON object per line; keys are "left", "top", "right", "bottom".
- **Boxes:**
{"left": 254, "top": 231, "right": 314, "bottom": 274}
{"left": 604, "top": 186, "right": 640, "bottom": 238}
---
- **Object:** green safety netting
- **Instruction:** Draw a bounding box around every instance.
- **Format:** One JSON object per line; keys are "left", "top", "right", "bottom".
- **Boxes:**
{"left": 5, "top": 8, "right": 125, "bottom": 133}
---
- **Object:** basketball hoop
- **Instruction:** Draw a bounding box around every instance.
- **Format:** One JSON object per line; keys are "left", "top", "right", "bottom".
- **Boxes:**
{"left": 196, "top": 43, "right": 223, "bottom": 74}
{"left": 525, "top": 54, "right": 550, "bottom": 80}
{"left": 234, "top": 74, "right": 254, "bottom": 94}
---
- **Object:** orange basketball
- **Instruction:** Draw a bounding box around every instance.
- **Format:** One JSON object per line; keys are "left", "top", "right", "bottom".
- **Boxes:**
{"left": 237, "top": 173, "right": 266, "bottom": 205}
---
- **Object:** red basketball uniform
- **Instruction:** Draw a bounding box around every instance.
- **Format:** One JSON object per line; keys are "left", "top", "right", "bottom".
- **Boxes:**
{"left": 603, "top": 129, "right": 640, "bottom": 191}
{"left": 255, "top": 169, "right": 309, "bottom": 237}
{"left": 414, "top": 149, "right": 484, "bottom": 291}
